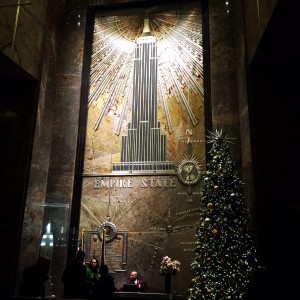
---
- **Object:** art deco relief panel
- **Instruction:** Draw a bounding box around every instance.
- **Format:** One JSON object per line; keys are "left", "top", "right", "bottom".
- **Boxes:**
{"left": 80, "top": 1, "right": 205, "bottom": 294}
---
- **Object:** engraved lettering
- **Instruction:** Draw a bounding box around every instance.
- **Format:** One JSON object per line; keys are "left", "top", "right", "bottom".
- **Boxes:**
{"left": 141, "top": 179, "right": 148, "bottom": 187}
{"left": 93, "top": 177, "right": 178, "bottom": 189}
{"left": 119, "top": 179, "right": 126, "bottom": 187}
{"left": 101, "top": 179, "right": 109, "bottom": 188}
{"left": 110, "top": 179, "right": 117, "bottom": 188}
{"left": 128, "top": 179, "right": 133, "bottom": 188}
{"left": 170, "top": 178, "right": 176, "bottom": 188}
{"left": 150, "top": 178, "right": 155, "bottom": 187}
{"left": 163, "top": 178, "right": 167, "bottom": 188}
{"left": 186, "top": 129, "right": 193, "bottom": 136}
{"left": 155, "top": 179, "right": 163, "bottom": 187}
{"left": 94, "top": 179, "right": 100, "bottom": 189}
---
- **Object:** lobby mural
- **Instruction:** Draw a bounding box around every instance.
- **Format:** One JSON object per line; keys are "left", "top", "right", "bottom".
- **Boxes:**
{"left": 81, "top": 1, "right": 205, "bottom": 294}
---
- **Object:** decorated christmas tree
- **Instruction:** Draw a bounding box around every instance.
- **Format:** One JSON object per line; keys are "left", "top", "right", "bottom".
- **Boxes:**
{"left": 188, "top": 129, "right": 259, "bottom": 300}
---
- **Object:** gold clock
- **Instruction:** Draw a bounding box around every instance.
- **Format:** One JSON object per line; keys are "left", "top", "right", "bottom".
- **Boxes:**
{"left": 178, "top": 160, "right": 202, "bottom": 185}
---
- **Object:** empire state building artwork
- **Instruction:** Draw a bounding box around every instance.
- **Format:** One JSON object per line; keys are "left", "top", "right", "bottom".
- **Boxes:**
{"left": 85, "top": 4, "right": 204, "bottom": 175}
{"left": 112, "top": 19, "right": 175, "bottom": 173}
{"left": 81, "top": 3, "right": 204, "bottom": 296}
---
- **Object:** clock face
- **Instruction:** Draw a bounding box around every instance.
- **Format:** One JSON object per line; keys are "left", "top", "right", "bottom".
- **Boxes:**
{"left": 177, "top": 161, "right": 202, "bottom": 185}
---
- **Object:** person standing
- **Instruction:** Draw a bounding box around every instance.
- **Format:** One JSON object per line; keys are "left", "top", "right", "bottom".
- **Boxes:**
{"left": 19, "top": 256, "right": 51, "bottom": 297}
{"left": 61, "top": 250, "right": 89, "bottom": 299}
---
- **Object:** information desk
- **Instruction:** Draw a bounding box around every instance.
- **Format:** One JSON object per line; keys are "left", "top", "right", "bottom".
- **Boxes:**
{"left": 10, "top": 293, "right": 183, "bottom": 300}
{"left": 113, "top": 292, "right": 183, "bottom": 300}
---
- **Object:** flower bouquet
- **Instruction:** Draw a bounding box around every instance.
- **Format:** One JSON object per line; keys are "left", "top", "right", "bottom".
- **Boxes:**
{"left": 159, "top": 256, "right": 181, "bottom": 276}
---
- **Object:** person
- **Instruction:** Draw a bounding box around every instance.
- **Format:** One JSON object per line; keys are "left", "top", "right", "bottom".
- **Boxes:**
{"left": 19, "top": 256, "right": 51, "bottom": 297}
{"left": 94, "top": 264, "right": 115, "bottom": 300}
{"left": 61, "top": 250, "right": 89, "bottom": 299}
{"left": 86, "top": 257, "right": 100, "bottom": 296}
{"left": 128, "top": 271, "right": 147, "bottom": 292}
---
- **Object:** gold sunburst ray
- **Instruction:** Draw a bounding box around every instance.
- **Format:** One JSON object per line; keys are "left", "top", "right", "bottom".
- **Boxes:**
{"left": 180, "top": 153, "right": 201, "bottom": 165}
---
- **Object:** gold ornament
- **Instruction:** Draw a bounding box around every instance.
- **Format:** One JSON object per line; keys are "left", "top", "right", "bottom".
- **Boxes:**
{"left": 214, "top": 185, "right": 219, "bottom": 189}
{"left": 207, "top": 202, "right": 213, "bottom": 209}
{"left": 212, "top": 228, "right": 218, "bottom": 236}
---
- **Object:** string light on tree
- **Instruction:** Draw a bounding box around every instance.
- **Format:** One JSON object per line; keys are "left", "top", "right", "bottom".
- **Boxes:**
{"left": 188, "top": 128, "right": 259, "bottom": 300}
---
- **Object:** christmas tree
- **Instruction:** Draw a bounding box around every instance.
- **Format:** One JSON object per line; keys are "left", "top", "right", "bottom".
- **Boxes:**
{"left": 188, "top": 129, "right": 259, "bottom": 300}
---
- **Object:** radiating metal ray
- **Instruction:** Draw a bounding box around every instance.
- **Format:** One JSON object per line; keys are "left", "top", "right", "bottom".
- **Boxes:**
{"left": 89, "top": 6, "right": 203, "bottom": 133}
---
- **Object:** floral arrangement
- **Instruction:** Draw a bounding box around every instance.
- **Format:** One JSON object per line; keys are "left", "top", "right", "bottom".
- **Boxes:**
{"left": 159, "top": 256, "right": 181, "bottom": 276}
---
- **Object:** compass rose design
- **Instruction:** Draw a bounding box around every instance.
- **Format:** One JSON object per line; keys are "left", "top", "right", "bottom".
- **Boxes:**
{"left": 177, "top": 154, "right": 202, "bottom": 185}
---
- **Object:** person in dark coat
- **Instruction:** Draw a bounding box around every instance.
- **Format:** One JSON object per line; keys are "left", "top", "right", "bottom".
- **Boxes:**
{"left": 93, "top": 264, "right": 115, "bottom": 300}
{"left": 128, "top": 271, "right": 147, "bottom": 292}
{"left": 19, "top": 256, "right": 51, "bottom": 297}
{"left": 61, "top": 250, "right": 89, "bottom": 299}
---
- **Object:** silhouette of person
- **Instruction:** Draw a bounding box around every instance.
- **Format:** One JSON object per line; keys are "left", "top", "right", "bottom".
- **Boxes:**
{"left": 93, "top": 264, "right": 115, "bottom": 300}
{"left": 61, "top": 250, "right": 89, "bottom": 299}
{"left": 19, "top": 256, "right": 51, "bottom": 297}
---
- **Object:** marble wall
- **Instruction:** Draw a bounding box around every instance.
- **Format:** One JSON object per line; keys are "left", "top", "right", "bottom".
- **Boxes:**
{"left": 233, "top": 0, "right": 278, "bottom": 229}
{"left": 15, "top": 0, "right": 87, "bottom": 298}
{"left": 0, "top": 0, "right": 280, "bottom": 298}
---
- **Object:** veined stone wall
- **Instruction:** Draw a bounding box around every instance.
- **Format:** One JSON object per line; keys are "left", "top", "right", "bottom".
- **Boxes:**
{"left": 3, "top": 0, "right": 279, "bottom": 297}
{"left": 15, "top": 0, "right": 86, "bottom": 298}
